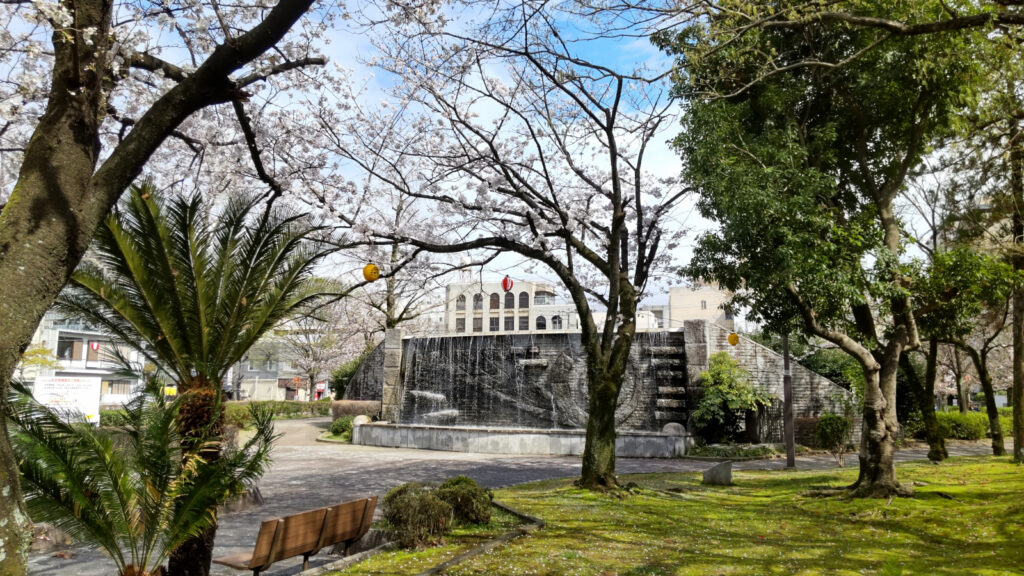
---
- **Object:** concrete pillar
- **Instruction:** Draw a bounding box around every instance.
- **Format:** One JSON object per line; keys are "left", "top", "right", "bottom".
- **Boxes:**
{"left": 682, "top": 319, "right": 709, "bottom": 386}
{"left": 380, "top": 328, "right": 404, "bottom": 422}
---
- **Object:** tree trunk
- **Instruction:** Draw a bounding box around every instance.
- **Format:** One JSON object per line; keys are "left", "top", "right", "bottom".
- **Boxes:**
{"left": 900, "top": 344, "right": 947, "bottom": 461}
{"left": 968, "top": 348, "right": 1005, "bottom": 456}
{"left": 0, "top": 2, "right": 318, "bottom": 571}
{"left": 1014, "top": 291, "right": 1024, "bottom": 461}
{"left": 1012, "top": 117, "right": 1024, "bottom": 462}
{"left": 578, "top": 371, "right": 620, "bottom": 490}
{"left": 0, "top": 2, "right": 114, "bottom": 571}
{"left": 577, "top": 290, "right": 636, "bottom": 490}
{"left": 169, "top": 385, "right": 223, "bottom": 576}
{"left": 954, "top": 349, "right": 968, "bottom": 414}
{"left": 851, "top": 352, "right": 908, "bottom": 498}
{"left": 168, "top": 524, "right": 217, "bottom": 576}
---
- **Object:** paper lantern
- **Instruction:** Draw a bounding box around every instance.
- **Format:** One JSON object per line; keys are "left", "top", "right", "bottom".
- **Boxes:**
{"left": 728, "top": 332, "right": 739, "bottom": 346}
{"left": 363, "top": 263, "right": 380, "bottom": 282}
{"left": 501, "top": 275, "right": 514, "bottom": 292}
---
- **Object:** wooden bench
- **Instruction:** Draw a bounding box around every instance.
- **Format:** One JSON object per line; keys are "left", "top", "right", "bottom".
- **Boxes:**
{"left": 213, "top": 496, "right": 377, "bottom": 575}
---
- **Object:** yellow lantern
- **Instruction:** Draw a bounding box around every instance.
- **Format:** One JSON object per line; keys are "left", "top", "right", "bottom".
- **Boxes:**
{"left": 362, "top": 263, "right": 380, "bottom": 282}
{"left": 727, "top": 333, "right": 739, "bottom": 346}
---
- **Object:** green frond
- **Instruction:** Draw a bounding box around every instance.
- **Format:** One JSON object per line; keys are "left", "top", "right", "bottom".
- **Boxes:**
{"left": 5, "top": 382, "right": 278, "bottom": 576}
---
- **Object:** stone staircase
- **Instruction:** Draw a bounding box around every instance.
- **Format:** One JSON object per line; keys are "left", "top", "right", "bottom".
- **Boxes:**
{"left": 649, "top": 333, "right": 690, "bottom": 431}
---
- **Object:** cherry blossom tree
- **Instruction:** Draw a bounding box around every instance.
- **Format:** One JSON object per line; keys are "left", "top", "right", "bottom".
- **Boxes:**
{"left": 324, "top": 1, "right": 689, "bottom": 489}
{"left": 0, "top": 1, "right": 347, "bottom": 572}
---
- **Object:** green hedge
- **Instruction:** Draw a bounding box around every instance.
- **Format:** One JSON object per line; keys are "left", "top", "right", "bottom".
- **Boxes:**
{"left": 936, "top": 411, "right": 987, "bottom": 440}
{"left": 105, "top": 400, "right": 330, "bottom": 429}
{"left": 224, "top": 399, "right": 332, "bottom": 428}
{"left": 99, "top": 409, "right": 129, "bottom": 427}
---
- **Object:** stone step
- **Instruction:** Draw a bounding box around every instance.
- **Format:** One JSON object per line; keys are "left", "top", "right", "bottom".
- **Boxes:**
{"left": 657, "top": 386, "right": 686, "bottom": 395}
{"left": 656, "top": 399, "right": 685, "bottom": 408}
{"left": 647, "top": 346, "right": 684, "bottom": 355}
{"left": 655, "top": 369, "right": 686, "bottom": 378}
{"left": 655, "top": 410, "right": 687, "bottom": 421}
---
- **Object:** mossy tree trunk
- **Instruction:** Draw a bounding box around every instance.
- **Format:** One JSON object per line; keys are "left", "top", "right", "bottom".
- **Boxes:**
{"left": 850, "top": 344, "right": 907, "bottom": 498}
{"left": 0, "top": 2, "right": 319, "bottom": 572}
{"left": 900, "top": 343, "right": 947, "bottom": 461}
{"left": 1011, "top": 118, "right": 1024, "bottom": 463}
{"left": 578, "top": 352, "right": 631, "bottom": 490}
{"left": 577, "top": 280, "right": 637, "bottom": 491}
{"left": 964, "top": 347, "right": 1006, "bottom": 456}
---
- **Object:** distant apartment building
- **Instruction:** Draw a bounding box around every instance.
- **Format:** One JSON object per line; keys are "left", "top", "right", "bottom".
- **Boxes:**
{"left": 647, "top": 282, "right": 735, "bottom": 331}
{"left": 17, "top": 310, "right": 143, "bottom": 406}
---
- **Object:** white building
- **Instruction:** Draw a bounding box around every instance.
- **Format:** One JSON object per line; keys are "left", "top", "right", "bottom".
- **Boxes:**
{"left": 443, "top": 279, "right": 582, "bottom": 335}
{"left": 441, "top": 278, "right": 730, "bottom": 334}
{"left": 17, "top": 310, "right": 143, "bottom": 406}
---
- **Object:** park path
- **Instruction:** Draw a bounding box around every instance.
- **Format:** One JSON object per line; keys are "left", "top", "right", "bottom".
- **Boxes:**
{"left": 28, "top": 418, "right": 1006, "bottom": 576}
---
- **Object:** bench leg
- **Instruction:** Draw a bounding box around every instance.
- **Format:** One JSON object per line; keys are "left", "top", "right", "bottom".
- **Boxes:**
{"left": 303, "top": 553, "right": 310, "bottom": 571}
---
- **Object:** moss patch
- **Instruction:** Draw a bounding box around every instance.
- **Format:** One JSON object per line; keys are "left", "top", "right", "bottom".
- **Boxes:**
{"left": 331, "top": 457, "right": 1024, "bottom": 575}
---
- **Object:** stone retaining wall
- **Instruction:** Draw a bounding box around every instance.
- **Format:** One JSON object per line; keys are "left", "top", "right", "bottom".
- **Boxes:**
{"left": 353, "top": 422, "right": 693, "bottom": 458}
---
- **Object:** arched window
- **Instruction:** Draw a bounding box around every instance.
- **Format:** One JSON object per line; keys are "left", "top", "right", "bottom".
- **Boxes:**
{"left": 505, "top": 292, "right": 515, "bottom": 309}
{"left": 551, "top": 315, "right": 563, "bottom": 330}
{"left": 536, "top": 316, "right": 546, "bottom": 330}
{"left": 490, "top": 293, "right": 500, "bottom": 310}
{"left": 456, "top": 295, "right": 466, "bottom": 311}
{"left": 519, "top": 291, "right": 530, "bottom": 309}
{"left": 473, "top": 293, "right": 483, "bottom": 310}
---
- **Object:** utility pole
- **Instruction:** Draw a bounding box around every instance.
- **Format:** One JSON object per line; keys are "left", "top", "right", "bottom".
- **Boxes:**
{"left": 783, "top": 332, "right": 795, "bottom": 468}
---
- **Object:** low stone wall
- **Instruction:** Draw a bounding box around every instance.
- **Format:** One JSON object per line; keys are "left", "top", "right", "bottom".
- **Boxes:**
{"left": 353, "top": 422, "right": 693, "bottom": 458}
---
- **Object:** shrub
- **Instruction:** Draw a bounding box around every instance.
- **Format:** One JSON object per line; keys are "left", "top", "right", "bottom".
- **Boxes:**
{"left": 382, "top": 483, "right": 452, "bottom": 548}
{"left": 901, "top": 410, "right": 925, "bottom": 440}
{"left": 330, "top": 354, "right": 369, "bottom": 400}
{"left": 331, "top": 400, "right": 381, "bottom": 420}
{"left": 793, "top": 417, "right": 820, "bottom": 447}
{"left": 99, "top": 409, "right": 130, "bottom": 427}
{"left": 330, "top": 416, "right": 354, "bottom": 440}
{"left": 694, "top": 352, "right": 772, "bottom": 443}
{"left": 815, "top": 413, "right": 852, "bottom": 467}
{"left": 936, "top": 411, "right": 987, "bottom": 440}
{"left": 436, "top": 476, "right": 492, "bottom": 525}
{"left": 224, "top": 402, "right": 253, "bottom": 428}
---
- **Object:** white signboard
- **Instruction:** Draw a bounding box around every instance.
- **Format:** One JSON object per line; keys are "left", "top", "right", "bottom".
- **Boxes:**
{"left": 34, "top": 376, "right": 102, "bottom": 424}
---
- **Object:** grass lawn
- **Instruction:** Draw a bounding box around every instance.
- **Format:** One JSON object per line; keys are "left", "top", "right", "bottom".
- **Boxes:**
{"left": 336, "top": 456, "right": 1023, "bottom": 576}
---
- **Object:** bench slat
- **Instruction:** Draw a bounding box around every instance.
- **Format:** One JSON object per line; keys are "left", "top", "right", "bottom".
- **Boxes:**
{"left": 267, "top": 507, "right": 328, "bottom": 565}
{"left": 213, "top": 497, "right": 375, "bottom": 575}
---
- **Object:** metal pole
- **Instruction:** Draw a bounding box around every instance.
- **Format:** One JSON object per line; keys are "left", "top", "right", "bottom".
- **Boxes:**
{"left": 783, "top": 332, "right": 795, "bottom": 468}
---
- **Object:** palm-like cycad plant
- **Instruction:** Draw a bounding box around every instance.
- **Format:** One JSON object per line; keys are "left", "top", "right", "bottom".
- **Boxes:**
{"left": 60, "top": 184, "right": 327, "bottom": 422}
{"left": 8, "top": 381, "right": 277, "bottom": 576}
{"left": 56, "top": 183, "right": 328, "bottom": 573}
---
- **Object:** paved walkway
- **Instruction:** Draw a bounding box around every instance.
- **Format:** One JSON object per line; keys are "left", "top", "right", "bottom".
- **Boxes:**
{"left": 28, "top": 418, "right": 1006, "bottom": 575}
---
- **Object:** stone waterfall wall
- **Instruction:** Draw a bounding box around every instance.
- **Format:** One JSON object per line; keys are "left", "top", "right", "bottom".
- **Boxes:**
{"left": 383, "top": 331, "right": 687, "bottom": 432}
{"left": 344, "top": 321, "right": 854, "bottom": 441}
